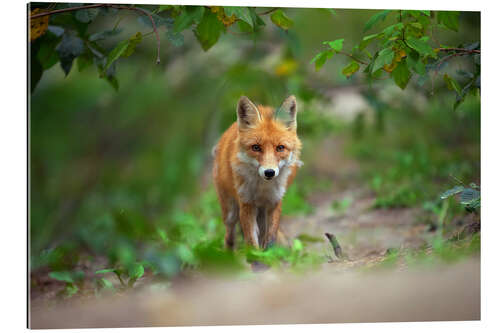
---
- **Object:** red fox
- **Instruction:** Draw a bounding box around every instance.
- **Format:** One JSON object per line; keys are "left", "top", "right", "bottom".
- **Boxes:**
{"left": 212, "top": 95, "right": 302, "bottom": 249}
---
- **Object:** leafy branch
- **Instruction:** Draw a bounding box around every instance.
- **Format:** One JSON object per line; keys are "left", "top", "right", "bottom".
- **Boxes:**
{"left": 30, "top": 4, "right": 300, "bottom": 92}
{"left": 310, "top": 10, "right": 480, "bottom": 109}
{"left": 30, "top": 3, "right": 161, "bottom": 64}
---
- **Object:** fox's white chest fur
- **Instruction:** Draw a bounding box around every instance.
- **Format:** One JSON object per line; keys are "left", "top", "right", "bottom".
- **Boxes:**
{"left": 232, "top": 152, "right": 301, "bottom": 206}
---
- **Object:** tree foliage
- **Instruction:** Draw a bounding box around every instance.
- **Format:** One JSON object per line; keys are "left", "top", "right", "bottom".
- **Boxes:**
{"left": 29, "top": 4, "right": 289, "bottom": 92}
{"left": 30, "top": 5, "right": 480, "bottom": 111}
{"left": 311, "top": 10, "right": 480, "bottom": 109}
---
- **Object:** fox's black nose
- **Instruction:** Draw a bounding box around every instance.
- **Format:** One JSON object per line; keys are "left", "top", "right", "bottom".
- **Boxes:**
{"left": 264, "top": 169, "right": 275, "bottom": 178}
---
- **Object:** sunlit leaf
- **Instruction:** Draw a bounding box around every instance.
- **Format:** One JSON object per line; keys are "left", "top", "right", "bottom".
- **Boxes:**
{"left": 372, "top": 47, "right": 394, "bottom": 73}
{"left": 310, "top": 50, "right": 334, "bottom": 71}
{"left": 195, "top": 10, "right": 225, "bottom": 51}
{"left": 105, "top": 39, "right": 129, "bottom": 71}
{"left": 342, "top": 60, "right": 360, "bottom": 77}
{"left": 270, "top": 9, "right": 294, "bottom": 30}
{"left": 392, "top": 59, "right": 412, "bottom": 89}
{"left": 406, "top": 37, "right": 434, "bottom": 57}
{"left": 224, "top": 7, "right": 253, "bottom": 28}
{"left": 323, "top": 39, "right": 344, "bottom": 52}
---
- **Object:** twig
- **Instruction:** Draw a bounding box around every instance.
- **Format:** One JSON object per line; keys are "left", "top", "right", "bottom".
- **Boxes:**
{"left": 434, "top": 51, "right": 471, "bottom": 71}
{"left": 29, "top": 3, "right": 161, "bottom": 64}
{"left": 325, "top": 233, "right": 348, "bottom": 260}
{"left": 29, "top": 3, "right": 105, "bottom": 18}
{"left": 438, "top": 48, "right": 480, "bottom": 54}
{"left": 257, "top": 8, "right": 278, "bottom": 15}
{"left": 337, "top": 50, "right": 368, "bottom": 65}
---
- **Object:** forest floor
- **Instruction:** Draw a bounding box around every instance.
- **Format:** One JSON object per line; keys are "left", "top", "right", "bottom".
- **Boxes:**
{"left": 30, "top": 129, "right": 481, "bottom": 328}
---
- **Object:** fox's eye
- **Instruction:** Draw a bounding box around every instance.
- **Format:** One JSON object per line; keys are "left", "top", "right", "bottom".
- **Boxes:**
{"left": 276, "top": 145, "right": 285, "bottom": 152}
{"left": 251, "top": 144, "right": 262, "bottom": 152}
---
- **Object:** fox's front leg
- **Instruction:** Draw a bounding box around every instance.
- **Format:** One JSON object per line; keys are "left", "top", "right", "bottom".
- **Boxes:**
{"left": 239, "top": 203, "right": 259, "bottom": 247}
{"left": 264, "top": 202, "right": 282, "bottom": 248}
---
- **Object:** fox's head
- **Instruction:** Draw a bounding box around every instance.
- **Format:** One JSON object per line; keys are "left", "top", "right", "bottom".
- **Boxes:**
{"left": 236, "top": 95, "right": 302, "bottom": 181}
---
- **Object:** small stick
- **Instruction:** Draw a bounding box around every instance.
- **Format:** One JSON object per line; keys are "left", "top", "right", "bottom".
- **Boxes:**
{"left": 325, "top": 232, "right": 347, "bottom": 260}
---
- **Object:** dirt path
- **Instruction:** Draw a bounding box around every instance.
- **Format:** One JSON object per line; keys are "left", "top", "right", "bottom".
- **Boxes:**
{"left": 281, "top": 135, "right": 430, "bottom": 271}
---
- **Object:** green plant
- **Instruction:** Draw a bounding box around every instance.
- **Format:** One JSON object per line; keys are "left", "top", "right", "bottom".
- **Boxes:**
{"left": 440, "top": 180, "right": 480, "bottom": 213}
{"left": 95, "top": 261, "right": 145, "bottom": 289}
{"left": 48, "top": 270, "right": 85, "bottom": 297}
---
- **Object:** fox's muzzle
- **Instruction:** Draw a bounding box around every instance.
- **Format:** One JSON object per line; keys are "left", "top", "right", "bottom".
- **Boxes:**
{"left": 259, "top": 166, "right": 279, "bottom": 180}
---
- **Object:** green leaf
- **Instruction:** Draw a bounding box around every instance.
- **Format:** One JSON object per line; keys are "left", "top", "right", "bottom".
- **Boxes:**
{"left": 122, "top": 32, "right": 142, "bottom": 57}
{"left": 97, "top": 278, "right": 114, "bottom": 290}
{"left": 127, "top": 263, "right": 145, "bottom": 280}
{"left": 383, "top": 23, "right": 403, "bottom": 37}
{"left": 310, "top": 50, "right": 333, "bottom": 71}
{"left": 440, "top": 185, "right": 465, "bottom": 199}
{"left": 407, "top": 51, "right": 426, "bottom": 75}
{"left": 64, "top": 284, "right": 79, "bottom": 297}
{"left": 406, "top": 37, "right": 435, "bottom": 57}
{"left": 95, "top": 268, "right": 116, "bottom": 274}
{"left": 323, "top": 39, "right": 344, "bottom": 52}
{"left": 166, "top": 29, "right": 184, "bottom": 47}
{"left": 37, "top": 41, "right": 59, "bottom": 70}
{"left": 292, "top": 239, "right": 304, "bottom": 252}
{"left": 270, "top": 9, "right": 294, "bottom": 30}
{"left": 105, "top": 39, "right": 129, "bottom": 71}
{"left": 437, "top": 11, "right": 460, "bottom": 31}
{"left": 173, "top": 6, "right": 205, "bottom": 33}
{"left": 372, "top": 47, "right": 394, "bottom": 73}
{"left": 195, "top": 10, "right": 225, "bottom": 51}
{"left": 237, "top": 20, "right": 253, "bottom": 33}
{"left": 342, "top": 61, "right": 360, "bottom": 78}
{"left": 364, "top": 10, "right": 391, "bottom": 32}
{"left": 49, "top": 270, "right": 84, "bottom": 283}
{"left": 460, "top": 188, "right": 480, "bottom": 205}
{"left": 249, "top": 8, "right": 266, "bottom": 28}
{"left": 392, "top": 59, "right": 412, "bottom": 89}
{"left": 443, "top": 74, "right": 461, "bottom": 93}
{"left": 75, "top": 8, "right": 99, "bottom": 23}
{"left": 224, "top": 7, "right": 253, "bottom": 28}
{"left": 49, "top": 271, "right": 74, "bottom": 283}
{"left": 55, "top": 32, "right": 85, "bottom": 76}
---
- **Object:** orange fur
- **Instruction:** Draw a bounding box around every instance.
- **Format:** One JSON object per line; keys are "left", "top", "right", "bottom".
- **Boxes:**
{"left": 212, "top": 96, "right": 302, "bottom": 249}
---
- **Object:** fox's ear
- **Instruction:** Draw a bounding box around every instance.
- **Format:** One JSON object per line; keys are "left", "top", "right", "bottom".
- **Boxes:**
{"left": 237, "top": 96, "right": 261, "bottom": 129}
{"left": 275, "top": 95, "right": 298, "bottom": 130}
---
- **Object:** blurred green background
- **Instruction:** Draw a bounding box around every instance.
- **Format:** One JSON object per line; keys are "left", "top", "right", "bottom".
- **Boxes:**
{"left": 30, "top": 5, "right": 480, "bottom": 295}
